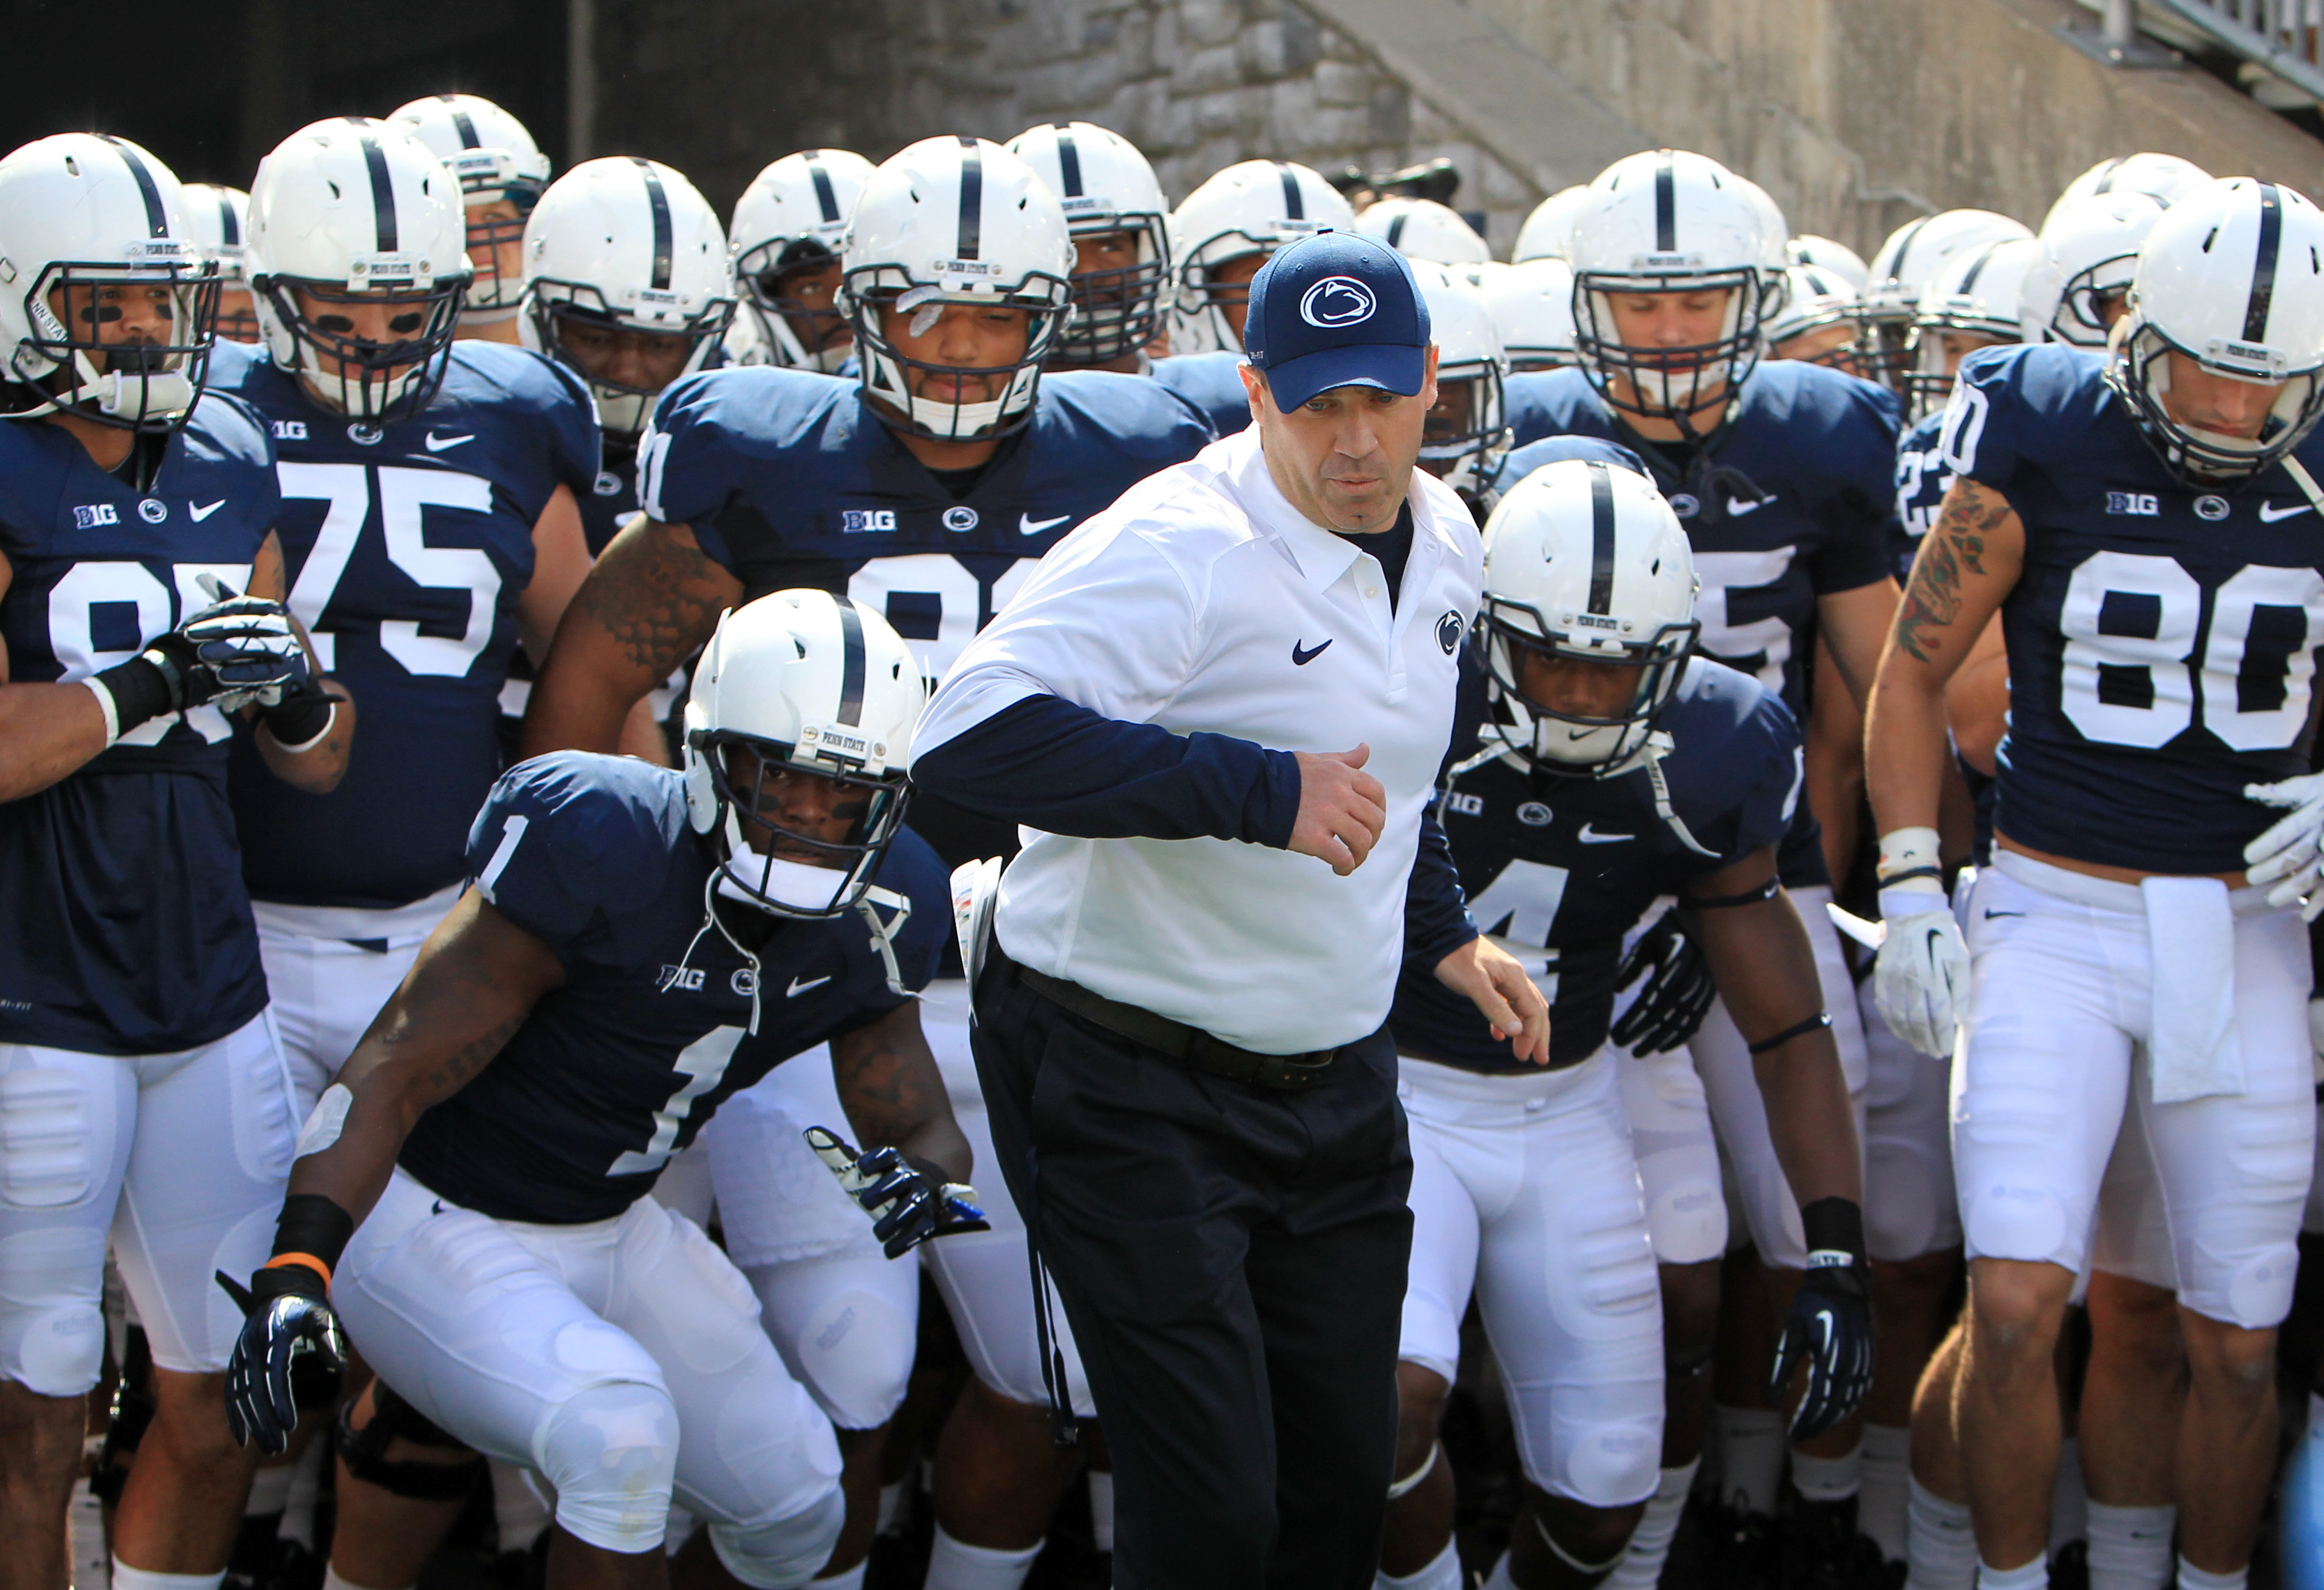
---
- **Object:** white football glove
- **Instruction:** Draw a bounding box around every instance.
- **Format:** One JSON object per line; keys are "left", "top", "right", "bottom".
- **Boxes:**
{"left": 1872, "top": 827, "right": 1968, "bottom": 1059}
{"left": 2244, "top": 773, "right": 2324, "bottom": 921}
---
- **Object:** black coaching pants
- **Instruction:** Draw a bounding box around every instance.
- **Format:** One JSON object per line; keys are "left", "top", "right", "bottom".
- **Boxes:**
{"left": 970, "top": 942, "right": 1415, "bottom": 1590}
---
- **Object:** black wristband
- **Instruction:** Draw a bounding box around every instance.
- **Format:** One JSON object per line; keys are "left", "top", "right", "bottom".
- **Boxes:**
{"left": 89, "top": 655, "right": 178, "bottom": 731}
{"left": 1878, "top": 864, "right": 1945, "bottom": 888}
{"left": 272, "top": 1193, "right": 356, "bottom": 1273}
{"left": 1800, "top": 1196, "right": 1868, "bottom": 1268}
{"left": 262, "top": 684, "right": 337, "bottom": 749}
{"left": 1747, "top": 1009, "right": 1832, "bottom": 1055}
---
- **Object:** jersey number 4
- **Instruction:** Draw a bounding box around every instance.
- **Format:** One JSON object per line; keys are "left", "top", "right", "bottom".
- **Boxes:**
{"left": 2059, "top": 549, "right": 2324, "bottom": 751}
{"left": 277, "top": 462, "right": 502, "bottom": 675}
{"left": 1465, "top": 859, "right": 1568, "bottom": 1002}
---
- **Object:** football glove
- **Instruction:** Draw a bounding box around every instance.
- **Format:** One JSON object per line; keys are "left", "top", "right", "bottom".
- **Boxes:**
{"left": 803, "top": 1126, "right": 990, "bottom": 1259}
{"left": 216, "top": 1265, "right": 348, "bottom": 1455}
{"left": 1609, "top": 908, "right": 1717, "bottom": 1056}
{"left": 2245, "top": 773, "right": 2324, "bottom": 922}
{"left": 147, "top": 583, "right": 311, "bottom": 715}
{"left": 1770, "top": 1198, "right": 1875, "bottom": 1440}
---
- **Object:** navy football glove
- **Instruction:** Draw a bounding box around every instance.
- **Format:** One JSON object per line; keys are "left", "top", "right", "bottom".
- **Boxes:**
{"left": 1770, "top": 1197, "right": 1875, "bottom": 1440}
{"left": 803, "top": 1125, "right": 990, "bottom": 1259}
{"left": 1610, "top": 908, "right": 1717, "bottom": 1056}
{"left": 217, "top": 1265, "right": 348, "bottom": 1455}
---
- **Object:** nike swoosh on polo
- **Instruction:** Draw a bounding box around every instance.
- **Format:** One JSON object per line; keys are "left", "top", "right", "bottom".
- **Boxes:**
{"left": 189, "top": 500, "right": 226, "bottom": 522}
{"left": 424, "top": 431, "right": 475, "bottom": 452}
{"left": 787, "top": 974, "right": 832, "bottom": 998}
{"left": 1578, "top": 824, "right": 1631, "bottom": 843}
{"left": 2260, "top": 500, "right": 2314, "bottom": 523}
{"left": 1291, "top": 638, "right": 1332, "bottom": 665}
{"left": 1727, "top": 494, "right": 1777, "bottom": 517}
{"left": 1019, "top": 512, "right": 1070, "bottom": 537}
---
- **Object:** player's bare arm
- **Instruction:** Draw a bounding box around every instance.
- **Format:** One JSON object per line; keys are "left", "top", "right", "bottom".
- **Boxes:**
{"left": 515, "top": 482, "right": 593, "bottom": 667}
{"left": 1683, "top": 843, "right": 1863, "bottom": 1208}
{"left": 519, "top": 514, "right": 741, "bottom": 757}
{"left": 1867, "top": 476, "right": 2025, "bottom": 834}
{"left": 828, "top": 1001, "right": 973, "bottom": 1187}
{"left": 244, "top": 531, "right": 356, "bottom": 794}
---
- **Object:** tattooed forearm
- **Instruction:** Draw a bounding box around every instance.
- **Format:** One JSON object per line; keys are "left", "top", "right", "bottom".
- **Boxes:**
{"left": 573, "top": 518, "right": 741, "bottom": 678}
{"left": 415, "top": 1010, "right": 527, "bottom": 1100}
{"left": 831, "top": 1007, "right": 971, "bottom": 1181}
{"left": 1894, "top": 480, "right": 2011, "bottom": 664}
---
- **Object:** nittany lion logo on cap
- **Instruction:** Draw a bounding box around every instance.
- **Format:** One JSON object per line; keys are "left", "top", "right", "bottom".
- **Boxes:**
{"left": 1298, "top": 275, "right": 1377, "bottom": 329}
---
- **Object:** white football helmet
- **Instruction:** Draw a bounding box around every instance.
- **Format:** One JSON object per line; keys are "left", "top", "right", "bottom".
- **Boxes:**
{"left": 1481, "top": 257, "right": 1578, "bottom": 372}
{"left": 2109, "top": 177, "right": 2324, "bottom": 482}
{"left": 2042, "top": 152, "right": 2212, "bottom": 234}
{"left": 1568, "top": 149, "right": 1780, "bottom": 427}
{"left": 1476, "top": 457, "right": 1700, "bottom": 777}
{"left": 181, "top": 183, "right": 258, "bottom": 344}
{"left": 1168, "top": 159, "right": 1355, "bottom": 352}
{"left": 1411, "top": 260, "right": 1509, "bottom": 499}
{"left": 682, "top": 589, "right": 924, "bottom": 933}
{"left": 1512, "top": 185, "right": 1591, "bottom": 264}
{"left": 1765, "top": 263, "right": 1863, "bottom": 371}
{"left": 387, "top": 95, "right": 549, "bottom": 313}
{"left": 1906, "top": 237, "right": 2039, "bottom": 419}
{"left": 730, "top": 148, "right": 877, "bottom": 372}
{"left": 1007, "top": 121, "right": 1170, "bottom": 366}
{"left": 0, "top": 133, "right": 219, "bottom": 432}
{"left": 1858, "top": 210, "right": 2033, "bottom": 389}
{"left": 1788, "top": 234, "right": 1869, "bottom": 292}
{"left": 521, "top": 157, "right": 736, "bottom": 440}
{"left": 2020, "top": 191, "right": 2166, "bottom": 347}
{"left": 840, "top": 136, "right": 1075, "bottom": 442}
{"left": 1357, "top": 197, "right": 1492, "bottom": 267}
{"left": 247, "top": 117, "right": 472, "bottom": 421}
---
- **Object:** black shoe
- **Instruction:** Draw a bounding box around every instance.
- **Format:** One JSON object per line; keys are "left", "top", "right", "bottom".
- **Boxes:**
{"left": 1781, "top": 1494, "right": 1887, "bottom": 1590}
{"left": 1701, "top": 1498, "right": 1785, "bottom": 1590}
{"left": 2050, "top": 1540, "right": 2091, "bottom": 1590}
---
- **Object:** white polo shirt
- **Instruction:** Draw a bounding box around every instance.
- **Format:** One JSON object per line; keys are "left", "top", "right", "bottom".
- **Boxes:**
{"left": 913, "top": 425, "right": 1482, "bottom": 1055}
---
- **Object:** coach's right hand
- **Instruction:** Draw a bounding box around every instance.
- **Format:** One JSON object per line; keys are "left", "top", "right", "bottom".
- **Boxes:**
{"left": 1290, "top": 744, "right": 1387, "bottom": 876}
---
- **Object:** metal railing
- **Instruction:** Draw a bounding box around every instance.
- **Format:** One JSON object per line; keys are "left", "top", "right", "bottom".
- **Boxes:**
{"left": 2119, "top": 0, "right": 2324, "bottom": 101}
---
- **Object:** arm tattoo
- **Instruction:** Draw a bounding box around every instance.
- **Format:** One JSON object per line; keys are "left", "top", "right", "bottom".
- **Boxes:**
{"left": 416, "top": 1010, "right": 525, "bottom": 1100}
{"left": 830, "top": 1015, "right": 947, "bottom": 1148}
{"left": 1894, "top": 483, "right": 2009, "bottom": 664}
{"left": 572, "top": 521, "right": 737, "bottom": 678}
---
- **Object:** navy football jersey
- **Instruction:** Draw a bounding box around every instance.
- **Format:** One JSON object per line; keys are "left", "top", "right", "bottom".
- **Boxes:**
{"left": 1892, "top": 409, "right": 1950, "bottom": 584}
{"left": 211, "top": 340, "right": 600, "bottom": 910}
{"left": 399, "top": 754, "right": 948, "bottom": 1224}
{"left": 1150, "top": 351, "right": 1252, "bottom": 438}
{"left": 1945, "top": 342, "right": 2324, "bottom": 874}
{"left": 1392, "top": 659, "right": 1804, "bottom": 1072}
{"left": 577, "top": 445, "right": 641, "bottom": 556}
{"left": 0, "top": 395, "right": 281, "bottom": 1053}
{"left": 1502, "top": 361, "right": 1900, "bottom": 712}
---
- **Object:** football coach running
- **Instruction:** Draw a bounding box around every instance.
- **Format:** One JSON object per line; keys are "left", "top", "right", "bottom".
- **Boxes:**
{"left": 911, "top": 230, "right": 1550, "bottom": 1589}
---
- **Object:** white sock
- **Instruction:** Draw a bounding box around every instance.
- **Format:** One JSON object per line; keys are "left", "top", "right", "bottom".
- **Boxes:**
{"left": 322, "top": 1566, "right": 410, "bottom": 1590}
{"left": 1907, "top": 1476, "right": 1979, "bottom": 1590}
{"left": 1793, "top": 1443, "right": 1862, "bottom": 1503}
{"left": 2087, "top": 1502, "right": 2175, "bottom": 1590}
{"left": 281, "top": 1438, "right": 325, "bottom": 1549}
{"left": 1377, "top": 1538, "right": 1463, "bottom": 1590}
{"left": 69, "top": 1475, "right": 109, "bottom": 1590}
{"left": 111, "top": 1566, "right": 224, "bottom": 1590}
{"left": 489, "top": 1459, "right": 549, "bottom": 1553}
{"left": 244, "top": 1461, "right": 296, "bottom": 1517}
{"left": 1979, "top": 1557, "right": 2049, "bottom": 1590}
{"left": 1716, "top": 1404, "right": 1787, "bottom": 1515}
{"left": 2176, "top": 1560, "right": 2246, "bottom": 1590}
{"left": 2051, "top": 1437, "right": 2087, "bottom": 1551}
{"left": 1088, "top": 1470, "right": 1115, "bottom": 1554}
{"left": 1605, "top": 1459, "right": 1699, "bottom": 1590}
{"left": 810, "top": 1566, "right": 867, "bottom": 1590}
{"left": 923, "top": 1526, "right": 1044, "bottom": 1590}
{"left": 1484, "top": 1552, "right": 1517, "bottom": 1590}
{"left": 877, "top": 1479, "right": 908, "bottom": 1536}
{"left": 1862, "top": 1423, "right": 1911, "bottom": 1564}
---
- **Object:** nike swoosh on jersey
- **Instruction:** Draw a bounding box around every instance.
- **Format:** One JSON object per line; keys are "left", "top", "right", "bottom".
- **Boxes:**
{"left": 424, "top": 431, "right": 475, "bottom": 452}
{"left": 1019, "top": 512, "right": 1071, "bottom": 537}
{"left": 2260, "top": 500, "right": 2315, "bottom": 523}
{"left": 1578, "top": 824, "right": 1632, "bottom": 843}
{"left": 787, "top": 974, "right": 833, "bottom": 998}
{"left": 189, "top": 500, "right": 226, "bottom": 522}
{"left": 1727, "top": 494, "right": 1777, "bottom": 516}
{"left": 1291, "top": 638, "right": 1332, "bottom": 665}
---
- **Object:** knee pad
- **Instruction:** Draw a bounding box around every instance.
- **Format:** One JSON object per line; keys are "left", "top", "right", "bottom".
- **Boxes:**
{"left": 538, "top": 1380, "right": 681, "bottom": 1555}
{"left": 708, "top": 1483, "right": 847, "bottom": 1590}
{"left": 0, "top": 1225, "right": 109, "bottom": 1397}
{"left": 752, "top": 1265, "right": 915, "bottom": 1431}
{"left": 337, "top": 1379, "right": 485, "bottom": 1501}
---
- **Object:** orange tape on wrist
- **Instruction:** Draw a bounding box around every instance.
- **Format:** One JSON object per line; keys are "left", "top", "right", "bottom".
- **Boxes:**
{"left": 262, "top": 1252, "right": 332, "bottom": 1289}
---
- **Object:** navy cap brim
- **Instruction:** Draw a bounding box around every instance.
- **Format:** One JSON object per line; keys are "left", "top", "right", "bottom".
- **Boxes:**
{"left": 1261, "top": 342, "right": 1428, "bottom": 412}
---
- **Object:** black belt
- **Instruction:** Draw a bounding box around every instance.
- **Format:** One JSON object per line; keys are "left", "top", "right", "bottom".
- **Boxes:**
{"left": 1008, "top": 961, "right": 1342, "bottom": 1090}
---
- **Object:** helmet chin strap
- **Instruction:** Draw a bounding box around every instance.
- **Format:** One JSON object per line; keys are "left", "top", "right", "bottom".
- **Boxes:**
{"left": 854, "top": 885, "right": 917, "bottom": 999}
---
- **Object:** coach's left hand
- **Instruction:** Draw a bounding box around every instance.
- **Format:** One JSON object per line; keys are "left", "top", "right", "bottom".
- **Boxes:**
{"left": 1434, "top": 937, "right": 1550, "bottom": 1065}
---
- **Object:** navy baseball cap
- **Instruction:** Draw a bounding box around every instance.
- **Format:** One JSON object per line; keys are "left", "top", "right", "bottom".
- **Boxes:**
{"left": 1243, "top": 231, "right": 1432, "bottom": 411}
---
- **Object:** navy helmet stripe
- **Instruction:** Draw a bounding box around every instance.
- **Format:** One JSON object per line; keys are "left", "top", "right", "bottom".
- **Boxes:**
{"left": 833, "top": 597, "right": 867, "bottom": 726}
{"left": 216, "top": 191, "right": 239, "bottom": 248}
{"left": 1386, "top": 211, "right": 1408, "bottom": 248}
{"left": 807, "top": 160, "right": 840, "bottom": 223}
{"left": 633, "top": 158, "right": 673, "bottom": 291}
{"left": 1586, "top": 462, "right": 1618, "bottom": 615}
{"left": 2247, "top": 182, "right": 2283, "bottom": 345}
{"left": 440, "top": 96, "right": 482, "bottom": 149}
{"left": 1885, "top": 215, "right": 1933, "bottom": 284}
{"left": 955, "top": 136, "right": 983, "bottom": 263}
{"left": 1956, "top": 239, "right": 2002, "bottom": 295}
{"left": 100, "top": 136, "right": 169, "bottom": 238}
{"left": 1052, "top": 123, "right": 1085, "bottom": 197}
{"left": 1654, "top": 154, "right": 1676, "bottom": 253}
{"left": 1275, "top": 161, "right": 1304, "bottom": 222}
{"left": 349, "top": 120, "right": 399, "bottom": 253}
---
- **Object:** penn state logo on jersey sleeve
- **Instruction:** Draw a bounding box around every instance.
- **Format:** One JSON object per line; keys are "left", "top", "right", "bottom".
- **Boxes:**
{"left": 212, "top": 338, "right": 601, "bottom": 911}
{"left": 577, "top": 447, "right": 641, "bottom": 556}
{"left": 397, "top": 752, "right": 946, "bottom": 1223}
{"left": 1389, "top": 659, "right": 1803, "bottom": 1074}
{"left": 638, "top": 364, "right": 1212, "bottom": 683}
{"left": 1149, "top": 351, "right": 1253, "bottom": 437}
{"left": 1941, "top": 341, "right": 2324, "bottom": 874}
{"left": 0, "top": 392, "right": 281, "bottom": 1055}
{"left": 1892, "top": 409, "right": 1951, "bottom": 584}
{"left": 1502, "top": 362, "right": 1899, "bottom": 713}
